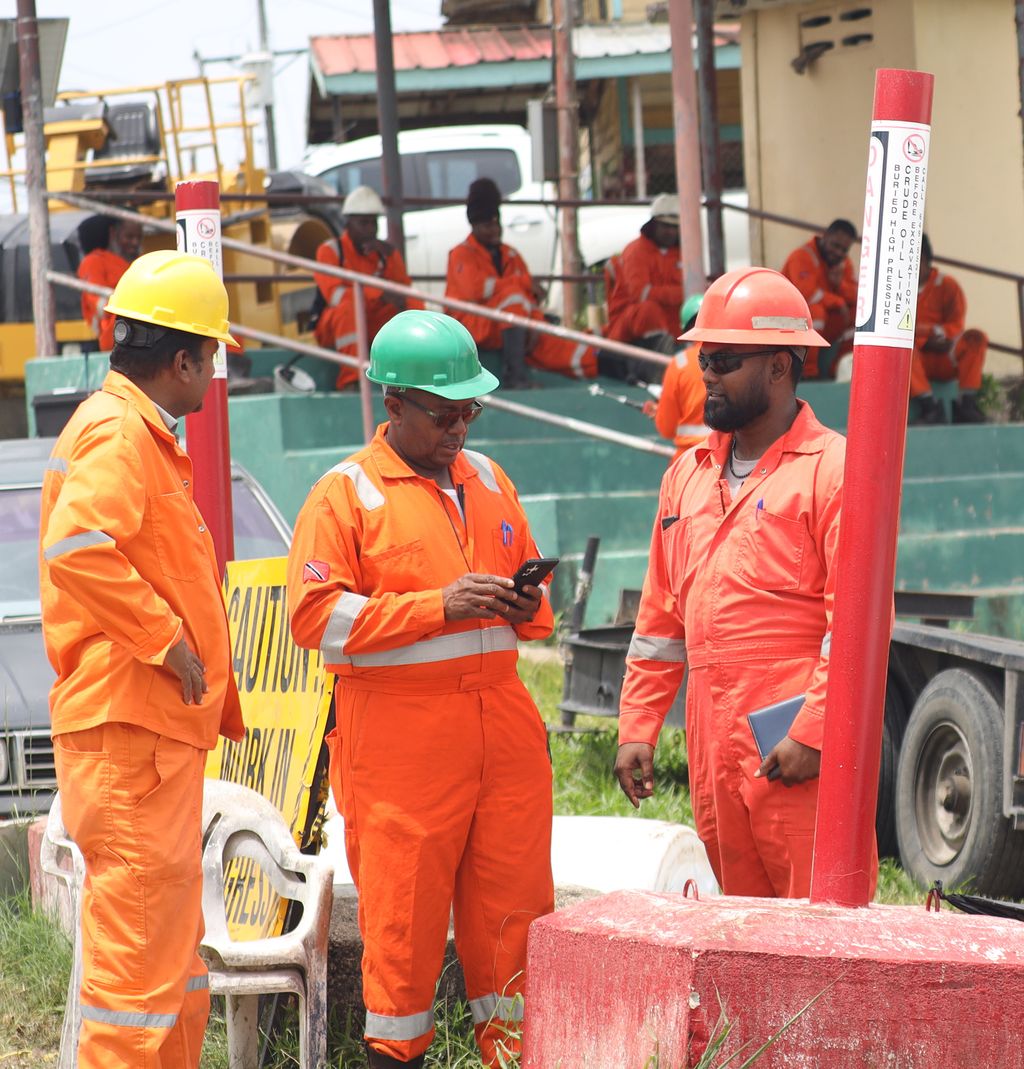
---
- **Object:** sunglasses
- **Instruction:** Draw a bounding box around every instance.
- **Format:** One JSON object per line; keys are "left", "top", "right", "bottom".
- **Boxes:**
{"left": 697, "top": 348, "right": 791, "bottom": 375}
{"left": 400, "top": 394, "right": 484, "bottom": 430}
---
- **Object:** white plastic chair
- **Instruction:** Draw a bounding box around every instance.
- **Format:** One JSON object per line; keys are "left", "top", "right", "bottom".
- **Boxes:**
{"left": 39, "top": 793, "right": 85, "bottom": 1069}
{"left": 200, "top": 779, "right": 334, "bottom": 1069}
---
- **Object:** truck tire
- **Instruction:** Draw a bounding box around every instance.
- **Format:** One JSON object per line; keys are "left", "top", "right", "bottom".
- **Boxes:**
{"left": 895, "top": 668, "right": 1024, "bottom": 897}
{"left": 875, "top": 683, "right": 907, "bottom": 859}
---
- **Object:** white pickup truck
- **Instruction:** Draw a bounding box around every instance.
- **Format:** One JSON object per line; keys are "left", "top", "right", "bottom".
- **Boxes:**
{"left": 300, "top": 124, "right": 750, "bottom": 306}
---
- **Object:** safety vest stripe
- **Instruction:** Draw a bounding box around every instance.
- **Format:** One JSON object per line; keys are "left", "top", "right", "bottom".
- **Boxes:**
{"left": 627, "top": 633, "right": 686, "bottom": 663}
{"left": 46, "top": 457, "right": 68, "bottom": 472}
{"left": 482, "top": 277, "right": 497, "bottom": 299}
{"left": 323, "top": 461, "right": 385, "bottom": 511}
{"left": 461, "top": 450, "right": 499, "bottom": 493}
{"left": 185, "top": 974, "right": 209, "bottom": 992}
{"left": 675, "top": 422, "right": 705, "bottom": 437}
{"left": 44, "top": 530, "right": 115, "bottom": 561}
{"left": 80, "top": 1004, "right": 176, "bottom": 1029}
{"left": 337, "top": 624, "right": 518, "bottom": 668}
{"left": 364, "top": 1008, "right": 434, "bottom": 1041}
{"left": 322, "top": 591, "right": 370, "bottom": 660}
{"left": 469, "top": 993, "right": 524, "bottom": 1025}
{"left": 639, "top": 283, "right": 652, "bottom": 302}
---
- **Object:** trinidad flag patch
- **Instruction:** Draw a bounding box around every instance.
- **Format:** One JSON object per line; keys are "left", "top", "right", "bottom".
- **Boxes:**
{"left": 303, "top": 560, "right": 331, "bottom": 583}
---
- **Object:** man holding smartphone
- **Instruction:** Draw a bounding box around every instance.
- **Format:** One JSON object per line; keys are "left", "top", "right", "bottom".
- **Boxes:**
{"left": 614, "top": 267, "right": 879, "bottom": 900}
{"left": 287, "top": 309, "right": 554, "bottom": 1068}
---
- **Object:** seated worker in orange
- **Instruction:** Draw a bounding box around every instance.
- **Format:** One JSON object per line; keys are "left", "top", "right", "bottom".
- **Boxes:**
{"left": 781, "top": 218, "right": 858, "bottom": 379}
{"left": 313, "top": 184, "right": 423, "bottom": 390}
{"left": 287, "top": 310, "right": 555, "bottom": 1069}
{"left": 614, "top": 267, "right": 879, "bottom": 900}
{"left": 445, "top": 177, "right": 596, "bottom": 388}
{"left": 603, "top": 193, "right": 682, "bottom": 378}
{"left": 646, "top": 292, "right": 709, "bottom": 462}
{"left": 909, "top": 233, "right": 987, "bottom": 425}
{"left": 76, "top": 214, "right": 143, "bottom": 351}
{"left": 39, "top": 250, "right": 244, "bottom": 1069}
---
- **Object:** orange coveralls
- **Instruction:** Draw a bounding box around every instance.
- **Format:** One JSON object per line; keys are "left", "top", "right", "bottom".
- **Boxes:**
{"left": 781, "top": 238, "right": 857, "bottom": 379}
{"left": 619, "top": 402, "right": 878, "bottom": 898}
{"left": 288, "top": 425, "right": 555, "bottom": 1065}
{"left": 446, "top": 233, "right": 596, "bottom": 379}
{"left": 909, "top": 267, "right": 986, "bottom": 398}
{"left": 605, "top": 234, "right": 681, "bottom": 345}
{"left": 39, "top": 371, "right": 244, "bottom": 1069}
{"left": 314, "top": 230, "right": 423, "bottom": 389}
{"left": 77, "top": 248, "right": 129, "bottom": 351}
{"left": 654, "top": 344, "right": 707, "bottom": 461}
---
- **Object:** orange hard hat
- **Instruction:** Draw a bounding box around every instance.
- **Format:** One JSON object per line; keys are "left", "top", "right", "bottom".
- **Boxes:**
{"left": 681, "top": 266, "right": 829, "bottom": 348}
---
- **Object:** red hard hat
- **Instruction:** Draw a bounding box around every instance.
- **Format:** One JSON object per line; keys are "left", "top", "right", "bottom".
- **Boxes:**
{"left": 681, "top": 266, "right": 829, "bottom": 348}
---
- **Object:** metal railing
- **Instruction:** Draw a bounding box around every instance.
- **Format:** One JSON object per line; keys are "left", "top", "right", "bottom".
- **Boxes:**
{"left": 45, "top": 190, "right": 674, "bottom": 458}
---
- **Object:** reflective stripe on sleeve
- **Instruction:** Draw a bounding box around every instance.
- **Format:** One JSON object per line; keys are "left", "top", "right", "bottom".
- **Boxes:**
{"left": 185, "top": 974, "right": 209, "bottom": 992}
{"left": 461, "top": 450, "right": 500, "bottom": 493}
{"left": 334, "top": 624, "right": 518, "bottom": 668}
{"left": 334, "top": 332, "right": 358, "bottom": 351}
{"left": 820, "top": 632, "right": 831, "bottom": 657}
{"left": 496, "top": 293, "right": 531, "bottom": 313}
{"left": 43, "top": 530, "right": 115, "bottom": 561}
{"left": 364, "top": 1008, "right": 434, "bottom": 1042}
{"left": 321, "top": 592, "right": 370, "bottom": 660}
{"left": 46, "top": 457, "right": 68, "bottom": 472}
{"left": 329, "top": 286, "right": 349, "bottom": 307}
{"left": 676, "top": 422, "right": 706, "bottom": 437}
{"left": 627, "top": 633, "right": 686, "bottom": 663}
{"left": 482, "top": 277, "right": 497, "bottom": 299}
{"left": 569, "top": 343, "right": 589, "bottom": 377}
{"left": 80, "top": 1004, "right": 176, "bottom": 1029}
{"left": 639, "top": 283, "right": 652, "bottom": 302}
{"left": 469, "top": 993, "right": 524, "bottom": 1025}
{"left": 322, "top": 460, "right": 385, "bottom": 510}
{"left": 808, "top": 288, "right": 824, "bottom": 306}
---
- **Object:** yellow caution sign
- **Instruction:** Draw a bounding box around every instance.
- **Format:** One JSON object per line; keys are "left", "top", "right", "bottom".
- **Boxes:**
{"left": 206, "top": 556, "right": 334, "bottom": 940}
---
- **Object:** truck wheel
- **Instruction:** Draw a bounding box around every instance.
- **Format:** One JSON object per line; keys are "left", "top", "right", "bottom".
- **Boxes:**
{"left": 875, "top": 683, "right": 907, "bottom": 859}
{"left": 895, "top": 668, "right": 1024, "bottom": 897}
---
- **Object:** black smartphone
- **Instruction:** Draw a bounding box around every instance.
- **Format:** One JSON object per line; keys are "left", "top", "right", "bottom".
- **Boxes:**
{"left": 511, "top": 557, "right": 559, "bottom": 595}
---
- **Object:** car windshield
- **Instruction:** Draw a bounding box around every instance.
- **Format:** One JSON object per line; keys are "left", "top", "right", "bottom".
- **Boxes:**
{"left": 0, "top": 486, "right": 42, "bottom": 614}
{"left": 231, "top": 479, "right": 289, "bottom": 560}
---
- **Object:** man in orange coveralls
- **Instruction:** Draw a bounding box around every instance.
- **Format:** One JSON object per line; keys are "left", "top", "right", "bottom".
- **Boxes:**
{"left": 647, "top": 293, "right": 708, "bottom": 461}
{"left": 76, "top": 213, "right": 143, "bottom": 350}
{"left": 445, "top": 177, "right": 595, "bottom": 388}
{"left": 614, "top": 266, "right": 879, "bottom": 899}
{"left": 39, "top": 250, "right": 244, "bottom": 1068}
{"left": 604, "top": 193, "right": 683, "bottom": 375}
{"left": 287, "top": 309, "right": 554, "bottom": 1068}
{"left": 314, "top": 184, "right": 423, "bottom": 389}
{"left": 909, "top": 233, "right": 987, "bottom": 425}
{"left": 781, "top": 218, "right": 858, "bottom": 379}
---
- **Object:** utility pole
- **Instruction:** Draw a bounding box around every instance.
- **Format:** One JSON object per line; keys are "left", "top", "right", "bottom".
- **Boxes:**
{"left": 15, "top": 0, "right": 56, "bottom": 357}
{"left": 1016, "top": 2, "right": 1024, "bottom": 179}
{"left": 372, "top": 0, "right": 405, "bottom": 254}
{"left": 695, "top": 0, "right": 725, "bottom": 279}
{"left": 255, "top": 0, "right": 278, "bottom": 170}
{"left": 553, "top": 0, "right": 581, "bottom": 326}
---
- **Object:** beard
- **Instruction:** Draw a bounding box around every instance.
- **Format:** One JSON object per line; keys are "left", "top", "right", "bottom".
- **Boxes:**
{"left": 704, "top": 381, "right": 770, "bottom": 432}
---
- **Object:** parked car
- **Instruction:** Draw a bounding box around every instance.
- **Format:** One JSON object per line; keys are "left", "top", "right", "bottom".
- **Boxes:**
{"left": 0, "top": 438, "right": 292, "bottom": 819}
{"left": 300, "top": 124, "right": 751, "bottom": 306}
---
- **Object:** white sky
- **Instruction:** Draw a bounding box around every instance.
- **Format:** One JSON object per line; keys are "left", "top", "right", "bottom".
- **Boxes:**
{"left": 1, "top": 0, "right": 444, "bottom": 177}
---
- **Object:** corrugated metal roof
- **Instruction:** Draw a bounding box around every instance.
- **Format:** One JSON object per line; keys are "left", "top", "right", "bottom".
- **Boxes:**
{"left": 311, "top": 22, "right": 738, "bottom": 78}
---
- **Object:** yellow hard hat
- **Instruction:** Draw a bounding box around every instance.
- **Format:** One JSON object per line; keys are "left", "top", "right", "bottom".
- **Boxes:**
{"left": 104, "top": 249, "right": 236, "bottom": 345}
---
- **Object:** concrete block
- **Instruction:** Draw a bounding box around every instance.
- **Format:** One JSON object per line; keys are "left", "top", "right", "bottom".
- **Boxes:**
{"left": 523, "top": 890, "right": 1024, "bottom": 1069}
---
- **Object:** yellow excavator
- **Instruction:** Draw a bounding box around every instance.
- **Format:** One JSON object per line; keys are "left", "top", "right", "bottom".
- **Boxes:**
{"left": 0, "top": 73, "right": 337, "bottom": 392}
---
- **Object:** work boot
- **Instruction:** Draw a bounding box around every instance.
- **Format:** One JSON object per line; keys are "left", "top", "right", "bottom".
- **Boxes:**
{"left": 366, "top": 1045, "right": 426, "bottom": 1068}
{"left": 952, "top": 393, "right": 986, "bottom": 424}
{"left": 500, "top": 326, "right": 532, "bottom": 389}
{"left": 910, "top": 394, "right": 946, "bottom": 425}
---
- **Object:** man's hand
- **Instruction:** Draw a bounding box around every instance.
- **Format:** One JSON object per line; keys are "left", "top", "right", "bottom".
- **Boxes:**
{"left": 614, "top": 743, "right": 655, "bottom": 808}
{"left": 756, "top": 737, "right": 820, "bottom": 787}
{"left": 498, "top": 583, "right": 543, "bottom": 625}
{"left": 923, "top": 334, "right": 953, "bottom": 355}
{"left": 641, "top": 399, "right": 658, "bottom": 419}
{"left": 442, "top": 573, "right": 517, "bottom": 621}
{"left": 164, "top": 637, "right": 207, "bottom": 705}
{"left": 826, "top": 263, "right": 844, "bottom": 289}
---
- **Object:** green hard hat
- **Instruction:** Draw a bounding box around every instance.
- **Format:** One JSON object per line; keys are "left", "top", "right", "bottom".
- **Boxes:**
{"left": 367, "top": 310, "right": 499, "bottom": 400}
{"left": 681, "top": 293, "right": 704, "bottom": 333}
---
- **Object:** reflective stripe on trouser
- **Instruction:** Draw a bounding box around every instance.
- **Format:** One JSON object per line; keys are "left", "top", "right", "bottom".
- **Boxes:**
{"left": 327, "top": 675, "right": 554, "bottom": 1065}
{"left": 54, "top": 723, "right": 209, "bottom": 1069}
{"left": 313, "top": 296, "right": 402, "bottom": 388}
{"left": 527, "top": 332, "right": 597, "bottom": 380}
{"left": 607, "top": 298, "right": 676, "bottom": 344}
{"left": 685, "top": 657, "right": 877, "bottom": 899}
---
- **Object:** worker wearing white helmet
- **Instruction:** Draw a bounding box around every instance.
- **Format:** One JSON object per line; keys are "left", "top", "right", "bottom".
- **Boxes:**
{"left": 313, "top": 184, "right": 423, "bottom": 389}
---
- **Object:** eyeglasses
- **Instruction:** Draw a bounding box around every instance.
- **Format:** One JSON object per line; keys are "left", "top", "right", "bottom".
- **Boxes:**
{"left": 400, "top": 394, "right": 484, "bottom": 430}
{"left": 697, "top": 348, "right": 791, "bottom": 375}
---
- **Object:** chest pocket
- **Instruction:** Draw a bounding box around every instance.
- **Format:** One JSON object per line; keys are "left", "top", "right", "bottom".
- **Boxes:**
{"left": 661, "top": 515, "right": 693, "bottom": 583}
{"left": 735, "top": 509, "right": 807, "bottom": 593}
{"left": 361, "top": 538, "right": 427, "bottom": 591}
{"left": 150, "top": 491, "right": 203, "bottom": 582}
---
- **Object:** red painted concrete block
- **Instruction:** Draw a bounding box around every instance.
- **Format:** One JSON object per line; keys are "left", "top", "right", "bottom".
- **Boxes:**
{"left": 523, "top": 890, "right": 1024, "bottom": 1068}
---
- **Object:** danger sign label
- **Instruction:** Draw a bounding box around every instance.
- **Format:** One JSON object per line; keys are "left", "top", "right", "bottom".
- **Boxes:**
{"left": 855, "top": 121, "right": 931, "bottom": 348}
